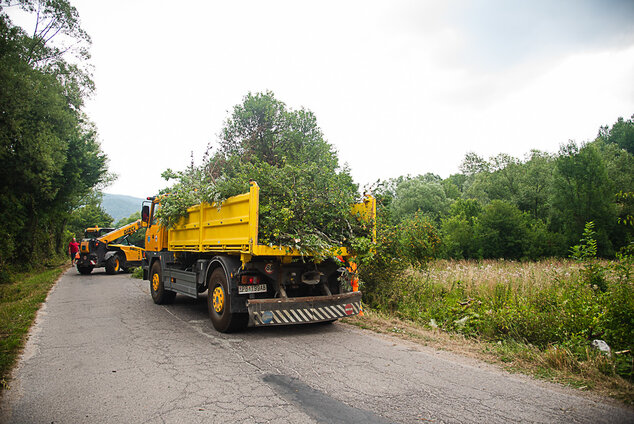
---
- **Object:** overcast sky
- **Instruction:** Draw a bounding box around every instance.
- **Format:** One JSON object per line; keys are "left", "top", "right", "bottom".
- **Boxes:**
{"left": 10, "top": 1, "right": 634, "bottom": 198}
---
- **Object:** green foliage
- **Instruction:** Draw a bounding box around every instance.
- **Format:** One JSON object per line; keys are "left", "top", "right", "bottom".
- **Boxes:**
{"left": 515, "top": 150, "right": 555, "bottom": 222}
{"left": 443, "top": 117, "right": 633, "bottom": 260}
{"left": 156, "top": 163, "right": 211, "bottom": 228}
{"left": 114, "top": 212, "right": 145, "bottom": 247}
{"left": 553, "top": 142, "right": 617, "bottom": 255}
{"left": 524, "top": 218, "right": 567, "bottom": 259}
{"left": 0, "top": 10, "right": 108, "bottom": 271}
{"left": 398, "top": 212, "right": 442, "bottom": 270}
{"left": 570, "top": 221, "right": 598, "bottom": 261}
{"left": 441, "top": 214, "right": 479, "bottom": 259}
{"left": 356, "top": 206, "right": 407, "bottom": 306}
{"left": 598, "top": 115, "right": 634, "bottom": 155}
{"left": 569, "top": 221, "right": 607, "bottom": 291}
{"left": 602, "top": 251, "right": 634, "bottom": 360}
{"left": 616, "top": 191, "right": 634, "bottom": 228}
{"left": 389, "top": 174, "right": 450, "bottom": 223}
{"left": 358, "top": 199, "right": 442, "bottom": 304}
{"left": 477, "top": 200, "right": 528, "bottom": 259}
{"left": 2, "top": 0, "right": 93, "bottom": 98}
{"left": 440, "top": 199, "right": 482, "bottom": 259}
{"left": 131, "top": 267, "right": 143, "bottom": 279}
{"left": 363, "top": 258, "right": 633, "bottom": 380}
{"left": 66, "top": 191, "right": 113, "bottom": 239}
{"left": 157, "top": 91, "right": 364, "bottom": 255}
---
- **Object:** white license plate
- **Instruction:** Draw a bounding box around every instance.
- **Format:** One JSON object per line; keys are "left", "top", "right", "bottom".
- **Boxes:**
{"left": 238, "top": 284, "right": 267, "bottom": 294}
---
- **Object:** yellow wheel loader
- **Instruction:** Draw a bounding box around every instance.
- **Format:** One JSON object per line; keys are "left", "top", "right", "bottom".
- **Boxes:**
{"left": 76, "top": 220, "right": 146, "bottom": 275}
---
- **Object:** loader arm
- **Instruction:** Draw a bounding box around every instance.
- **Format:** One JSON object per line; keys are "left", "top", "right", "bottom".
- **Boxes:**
{"left": 98, "top": 219, "right": 146, "bottom": 244}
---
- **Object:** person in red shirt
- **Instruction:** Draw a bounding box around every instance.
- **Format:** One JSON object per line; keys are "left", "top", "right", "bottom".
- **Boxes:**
{"left": 68, "top": 237, "right": 80, "bottom": 265}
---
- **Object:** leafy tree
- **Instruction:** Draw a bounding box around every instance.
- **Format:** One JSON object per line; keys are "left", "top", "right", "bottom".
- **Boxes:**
{"left": 0, "top": 7, "right": 107, "bottom": 270}
{"left": 524, "top": 218, "right": 567, "bottom": 259}
{"left": 598, "top": 115, "right": 634, "bottom": 155}
{"left": 442, "top": 173, "right": 468, "bottom": 199}
{"left": 479, "top": 154, "right": 522, "bottom": 203}
{"left": 440, "top": 198, "right": 483, "bottom": 259}
{"left": 476, "top": 200, "right": 528, "bottom": 259}
{"left": 397, "top": 212, "right": 441, "bottom": 269}
{"left": 450, "top": 198, "right": 483, "bottom": 222}
{"left": 441, "top": 215, "right": 479, "bottom": 259}
{"left": 515, "top": 150, "right": 555, "bottom": 222}
{"left": 390, "top": 174, "right": 450, "bottom": 223}
{"left": 1, "top": 0, "right": 93, "bottom": 101}
{"left": 551, "top": 141, "right": 616, "bottom": 255}
{"left": 66, "top": 191, "right": 113, "bottom": 239}
{"left": 158, "top": 91, "right": 363, "bottom": 255}
{"left": 459, "top": 152, "right": 489, "bottom": 176}
{"left": 218, "top": 91, "right": 337, "bottom": 170}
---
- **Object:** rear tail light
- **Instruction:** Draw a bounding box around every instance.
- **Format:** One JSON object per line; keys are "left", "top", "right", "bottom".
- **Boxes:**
{"left": 241, "top": 275, "right": 260, "bottom": 285}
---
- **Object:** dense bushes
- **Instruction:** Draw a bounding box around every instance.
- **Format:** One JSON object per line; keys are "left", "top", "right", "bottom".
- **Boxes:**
{"left": 360, "top": 232, "right": 634, "bottom": 380}
{"left": 0, "top": 7, "right": 108, "bottom": 275}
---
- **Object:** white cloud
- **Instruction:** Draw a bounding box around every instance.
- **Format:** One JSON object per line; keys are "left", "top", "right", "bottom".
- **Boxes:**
{"left": 8, "top": 0, "right": 632, "bottom": 198}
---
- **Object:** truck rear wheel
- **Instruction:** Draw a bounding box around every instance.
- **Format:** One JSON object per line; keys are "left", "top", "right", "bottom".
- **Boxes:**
{"left": 207, "top": 268, "right": 247, "bottom": 333}
{"left": 150, "top": 261, "right": 176, "bottom": 304}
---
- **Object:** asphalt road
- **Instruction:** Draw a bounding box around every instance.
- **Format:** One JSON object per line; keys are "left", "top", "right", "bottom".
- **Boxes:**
{"left": 1, "top": 268, "right": 632, "bottom": 423}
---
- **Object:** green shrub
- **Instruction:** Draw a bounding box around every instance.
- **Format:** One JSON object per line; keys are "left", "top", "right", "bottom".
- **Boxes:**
{"left": 602, "top": 251, "right": 634, "bottom": 352}
{"left": 131, "top": 267, "right": 143, "bottom": 279}
{"left": 398, "top": 213, "right": 442, "bottom": 270}
{"left": 476, "top": 200, "right": 528, "bottom": 259}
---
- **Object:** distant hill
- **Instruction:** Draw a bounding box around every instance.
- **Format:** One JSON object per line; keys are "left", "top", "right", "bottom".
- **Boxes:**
{"left": 102, "top": 193, "right": 144, "bottom": 223}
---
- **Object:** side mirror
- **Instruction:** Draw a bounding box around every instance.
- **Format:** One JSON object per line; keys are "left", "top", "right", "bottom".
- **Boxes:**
{"left": 141, "top": 205, "right": 150, "bottom": 223}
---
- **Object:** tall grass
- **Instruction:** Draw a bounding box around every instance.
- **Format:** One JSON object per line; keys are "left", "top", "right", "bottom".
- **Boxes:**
{"left": 361, "top": 258, "right": 634, "bottom": 381}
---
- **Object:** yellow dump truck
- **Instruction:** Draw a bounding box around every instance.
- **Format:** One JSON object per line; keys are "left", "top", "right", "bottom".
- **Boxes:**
{"left": 141, "top": 182, "right": 375, "bottom": 332}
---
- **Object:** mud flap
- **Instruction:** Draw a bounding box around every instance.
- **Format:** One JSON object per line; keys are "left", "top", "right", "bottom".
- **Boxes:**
{"left": 247, "top": 292, "right": 362, "bottom": 326}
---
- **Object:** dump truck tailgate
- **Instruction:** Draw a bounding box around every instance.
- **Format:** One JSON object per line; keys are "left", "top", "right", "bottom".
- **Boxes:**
{"left": 247, "top": 291, "right": 362, "bottom": 326}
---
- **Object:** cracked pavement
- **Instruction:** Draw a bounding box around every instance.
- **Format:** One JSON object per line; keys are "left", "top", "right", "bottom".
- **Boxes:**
{"left": 1, "top": 268, "right": 632, "bottom": 423}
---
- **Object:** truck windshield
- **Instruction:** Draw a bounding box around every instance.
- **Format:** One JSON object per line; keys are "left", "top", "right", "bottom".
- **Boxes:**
{"left": 151, "top": 203, "right": 160, "bottom": 226}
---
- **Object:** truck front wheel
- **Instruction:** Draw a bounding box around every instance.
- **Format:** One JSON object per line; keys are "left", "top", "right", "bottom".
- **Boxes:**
{"left": 105, "top": 254, "right": 122, "bottom": 275}
{"left": 207, "top": 268, "right": 247, "bottom": 333}
{"left": 150, "top": 261, "right": 176, "bottom": 304}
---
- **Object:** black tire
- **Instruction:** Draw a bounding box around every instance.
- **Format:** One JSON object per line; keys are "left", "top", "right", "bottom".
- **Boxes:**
{"left": 150, "top": 261, "right": 176, "bottom": 304}
{"left": 77, "top": 265, "right": 93, "bottom": 275}
{"left": 105, "top": 254, "right": 122, "bottom": 275}
{"left": 207, "top": 268, "right": 247, "bottom": 333}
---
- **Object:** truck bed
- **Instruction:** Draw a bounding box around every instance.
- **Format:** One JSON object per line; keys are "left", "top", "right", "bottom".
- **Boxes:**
{"left": 167, "top": 182, "right": 371, "bottom": 258}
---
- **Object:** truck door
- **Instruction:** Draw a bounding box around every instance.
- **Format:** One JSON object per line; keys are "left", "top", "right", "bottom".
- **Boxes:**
{"left": 145, "top": 201, "right": 167, "bottom": 252}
